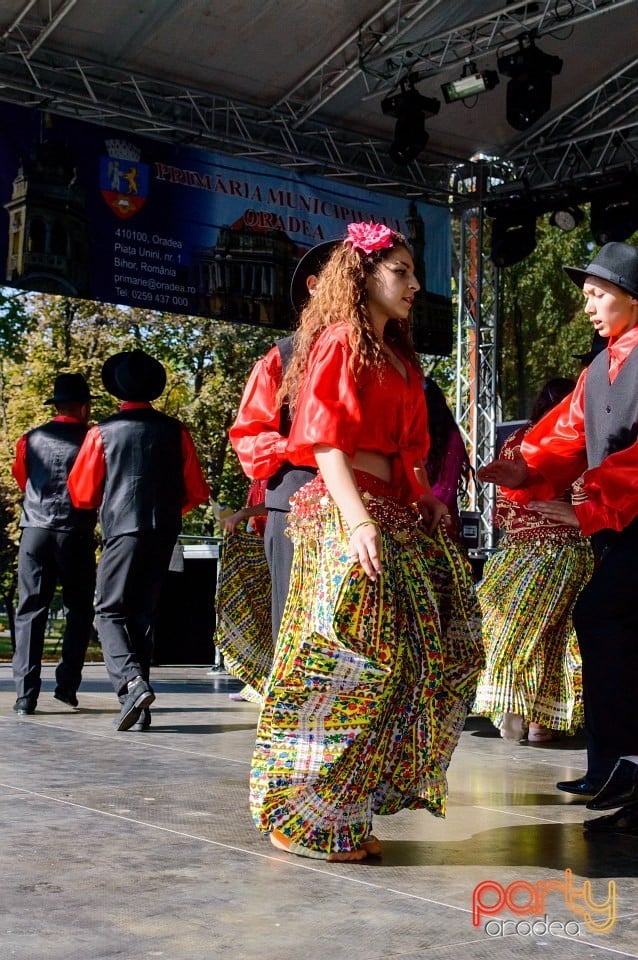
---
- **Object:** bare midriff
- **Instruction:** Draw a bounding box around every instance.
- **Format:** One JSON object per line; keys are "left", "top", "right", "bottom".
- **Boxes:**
{"left": 351, "top": 450, "right": 392, "bottom": 483}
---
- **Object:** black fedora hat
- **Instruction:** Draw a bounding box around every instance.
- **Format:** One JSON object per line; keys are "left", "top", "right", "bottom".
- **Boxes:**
{"left": 101, "top": 349, "right": 166, "bottom": 402}
{"left": 290, "top": 240, "right": 339, "bottom": 315}
{"left": 44, "top": 372, "right": 93, "bottom": 406}
{"left": 573, "top": 330, "right": 609, "bottom": 365}
{"left": 564, "top": 241, "right": 638, "bottom": 299}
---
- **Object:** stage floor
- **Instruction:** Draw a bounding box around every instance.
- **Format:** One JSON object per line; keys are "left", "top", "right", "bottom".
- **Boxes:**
{"left": 1, "top": 662, "right": 637, "bottom": 960}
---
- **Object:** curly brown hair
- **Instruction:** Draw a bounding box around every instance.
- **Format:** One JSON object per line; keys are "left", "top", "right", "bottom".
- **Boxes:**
{"left": 280, "top": 234, "right": 423, "bottom": 408}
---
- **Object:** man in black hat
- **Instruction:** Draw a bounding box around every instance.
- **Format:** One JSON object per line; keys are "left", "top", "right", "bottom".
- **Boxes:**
{"left": 478, "top": 241, "right": 638, "bottom": 836}
{"left": 229, "top": 239, "right": 336, "bottom": 640}
{"left": 68, "top": 350, "right": 210, "bottom": 731}
{"left": 12, "top": 373, "right": 97, "bottom": 715}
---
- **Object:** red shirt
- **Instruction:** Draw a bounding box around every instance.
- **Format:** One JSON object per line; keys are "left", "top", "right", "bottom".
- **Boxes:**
{"left": 229, "top": 345, "right": 287, "bottom": 480}
{"left": 494, "top": 426, "right": 581, "bottom": 541}
{"left": 506, "top": 327, "right": 638, "bottom": 536}
{"left": 67, "top": 402, "right": 210, "bottom": 515}
{"left": 286, "top": 323, "right": 430, "bottom": 504}
{"left": 12, "top": 415, "right": 85, "bottom": 491}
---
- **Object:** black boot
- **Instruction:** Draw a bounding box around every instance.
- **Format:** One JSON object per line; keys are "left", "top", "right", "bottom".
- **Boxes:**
{"left": 586, "top": 757, "right": 638, "bottom": 811}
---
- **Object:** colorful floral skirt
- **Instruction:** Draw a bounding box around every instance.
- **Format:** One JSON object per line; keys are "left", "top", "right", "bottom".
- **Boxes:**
{"left": 249, "top": 474, "right": 484, "bottom": 858}
{"left": 473, "top": 535, "right": 594, "bottom": 732}
{"left": 214, "top": 530, "right": 273, "bottom": 702}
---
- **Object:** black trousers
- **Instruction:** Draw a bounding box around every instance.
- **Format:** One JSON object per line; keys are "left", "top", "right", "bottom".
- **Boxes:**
{"left": 94, "top": 532, "right": 175, "bottom": 698}
{"left": 264, "top": 508, "right": 294, "bottom": 643}
{"left": 13, "top": 526, "right": 96, "bottom": 703}
{"left": 572, "top": 526, "right": 638, "bottom": 782}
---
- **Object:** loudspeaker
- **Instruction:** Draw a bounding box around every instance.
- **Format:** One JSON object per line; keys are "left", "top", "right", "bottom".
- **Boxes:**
{"left": 490, "top": 211, "right": 536, "bottom": 267}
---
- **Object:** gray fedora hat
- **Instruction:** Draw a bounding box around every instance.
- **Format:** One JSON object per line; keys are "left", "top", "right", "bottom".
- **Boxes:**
{"left": 564, "top": 241, "right": 638, "bottom": 299}
{"left": 290, "top": 240, "right": 339, "bottom": 315}
{"left": 101, "top": 349, "right": 166, "bottom": 402}
{"left": 44, "top": 372, "right": 93, "bottom": 406}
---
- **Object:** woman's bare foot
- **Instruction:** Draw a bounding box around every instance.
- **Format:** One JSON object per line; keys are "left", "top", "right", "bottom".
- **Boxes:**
{"left": 327, "top": 847, "right": 368, "bottom": 862}
{"left": 528, "top": 723, "right": 559, "bottom": 742}
{"left": 270, "top": 828, "right": 368, "bottom": 861}
{"left": 361, "top": 835, "right": 383, "bottom": 857}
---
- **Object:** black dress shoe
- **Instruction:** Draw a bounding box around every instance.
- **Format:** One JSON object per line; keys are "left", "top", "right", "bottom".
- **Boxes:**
{"left": 129, "top": 708, "right": 152, "bottom": 732}
{"left": 54, "top": 686, "right": 79, "bottom": 708}
{"left": 584, "top": 805, "right": 638, "bottom": 837}
{"left": 13, "top": 697, "right": 36, "bottom": 715}
{"left": 556, "top": 776, "right": 604, "bottom": 797}
{"left": 587, "top": 758, "right": 638, "bottom": 811}
{"left": 115, "top": 678, "right": 155, "bottom": 732}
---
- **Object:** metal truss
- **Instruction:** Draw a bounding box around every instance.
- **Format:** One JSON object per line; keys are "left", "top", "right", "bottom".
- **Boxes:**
{"left": 455, "top": 175, "right": 500, "bottom": 549}
{"left": 278, "top": 0, "right": 633, "bottom": 120}
{"left": 501, "top": 55, "right": 638, "bottom": 198}
{"left": 0, "top": 0, "right": 636, "bottom": 210}
{"left": 0, "top": 4, "right": 457, "bottom": 205}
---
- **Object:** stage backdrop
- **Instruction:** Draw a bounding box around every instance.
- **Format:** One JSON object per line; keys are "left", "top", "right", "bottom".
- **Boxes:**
{"left": 0, "top": 104, "right": 453, "bottom": 354}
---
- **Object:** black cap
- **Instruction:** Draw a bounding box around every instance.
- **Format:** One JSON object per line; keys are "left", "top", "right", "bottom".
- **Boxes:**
{"left": 290, "top": 240, "right": 339, "bottom": 315}
{"left": 44, "top": 373, "right": 93, "bottom": 406}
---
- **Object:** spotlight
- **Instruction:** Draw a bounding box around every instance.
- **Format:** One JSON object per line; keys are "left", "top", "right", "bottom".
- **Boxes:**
{"left": 441, "top": 63, "right": 499, "bottom": 104}
{"left": 497, "top": 34, "right": 562, "bottom": 131}
{"left": 490, "top": 207, "right": 537, "bottom": 267}
{"left": 590, "top": 179, "right": 638, "bottom": 244}
{"left": 549, "top": 207, "right": 584, "bottom": 232}
{"left": 382, "top": 76, "right": 440, "bottom": 166}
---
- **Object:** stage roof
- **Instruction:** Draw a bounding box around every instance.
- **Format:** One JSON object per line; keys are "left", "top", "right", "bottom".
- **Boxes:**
{"left": 0, "top": 1, "right": 637, "bottom": 211}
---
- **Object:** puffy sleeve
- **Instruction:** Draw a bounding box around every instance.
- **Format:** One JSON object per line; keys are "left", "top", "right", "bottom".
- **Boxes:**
{"left": 286, "top": 330, "right": 362, "bottom": 467}
{"left": 504, "top": 373, "right": 588, "bottom": 505}
{"left": 11, "top": 434, "right": 28, "bottom": 491}
{"left": 575, "top": 443, "right": 638, "bottom": 535}
{"left": 229, "top": 347, "right": 288, "bottom": 480}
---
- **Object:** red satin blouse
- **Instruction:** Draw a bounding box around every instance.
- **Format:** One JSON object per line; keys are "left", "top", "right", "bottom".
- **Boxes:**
{"left": 286, "top": 323, "right": 430, "bottom": 504}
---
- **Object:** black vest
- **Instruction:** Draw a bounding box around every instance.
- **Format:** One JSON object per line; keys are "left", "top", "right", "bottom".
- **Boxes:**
{"left": 264, "top": 336, "right": 317, "bottom": 512}
{"left": 21, "top": 420, "right": 96, "bottom": 532}
{"left": 97, "top": 409, "right": 184, "bottom": 538}
{"left": 584, "top": 346, "right": 638, "bottom": 468}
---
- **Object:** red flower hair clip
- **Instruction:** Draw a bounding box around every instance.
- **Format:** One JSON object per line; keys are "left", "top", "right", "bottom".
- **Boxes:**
{"left": 344, "top": 221, "right": 396, "bottom": 255}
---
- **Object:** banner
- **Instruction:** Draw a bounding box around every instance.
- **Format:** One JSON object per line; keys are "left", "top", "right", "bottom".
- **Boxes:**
{"left": 0, "top": 103, "right": 453, "bottom": 352}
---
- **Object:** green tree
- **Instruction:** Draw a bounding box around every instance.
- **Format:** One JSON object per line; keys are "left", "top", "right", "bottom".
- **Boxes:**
{"left": 0, "top": 290, "right": 285, "bottom": 635}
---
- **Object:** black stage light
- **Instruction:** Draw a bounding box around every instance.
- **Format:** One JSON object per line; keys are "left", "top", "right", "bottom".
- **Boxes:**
{"left": 382, "top": 79, "right": 440, "bottom": 166}
{"left": 590, "top": 180, "right": 638, "bottom": 244}
{"left": 490, "top": 208, "right": 537, "bottom": 267}
{"left": 441, "top": 66, "right": 499, "bottom": 104}
{"left": 549, "top": 206, "right": 584, "bottom": 232}
{"left": 497, "top": 35, "right": 562, "bottom": 131}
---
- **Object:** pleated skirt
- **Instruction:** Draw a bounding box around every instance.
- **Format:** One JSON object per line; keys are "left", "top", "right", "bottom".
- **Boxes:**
{"left": 473, "top": 535, "right": 594, "bottom": 732}
{"left": 249, "top": 474, "right": 484, "bottom": 858}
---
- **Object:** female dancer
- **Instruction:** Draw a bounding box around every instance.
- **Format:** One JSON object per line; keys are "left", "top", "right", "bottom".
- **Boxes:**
{"left": 474, "top": 378, "right": 594, "bottom": 741}
{"left": 249, "top": 222, "right": 483, "bottom": 862}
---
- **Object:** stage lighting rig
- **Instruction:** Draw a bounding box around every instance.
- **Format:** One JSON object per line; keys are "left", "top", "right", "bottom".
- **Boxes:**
{"left": 497, "top": 34, "right": 562, "bottom": 131}
{"left": 549, "top": 206, "right": 584, "bottom": 232}
{"left": 441, "top": 62, "right": 499, "bottom": 104}
{"left": 382, "top": 75, "right": 440, "bottom": 166}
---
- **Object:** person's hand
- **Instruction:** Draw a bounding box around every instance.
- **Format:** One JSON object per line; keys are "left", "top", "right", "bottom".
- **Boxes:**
{"left": 221, "top": 509, "right": 245, "bottom": 534}
{"left": 416, "top": 493, "right": 449, "bottom": 535}
{"left": 478, "top": 447, "right": 529, "bottom": 489}
{"left": 347, "top": 519, "right": 382, "bottom": 581}
{"left": 528, "top": 500, "right": 580, "bottom": 528}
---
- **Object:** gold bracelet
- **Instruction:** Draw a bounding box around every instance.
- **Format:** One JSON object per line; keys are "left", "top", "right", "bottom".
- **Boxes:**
{"left": 348, "top": 518, "right": 380, "bottom": 538}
